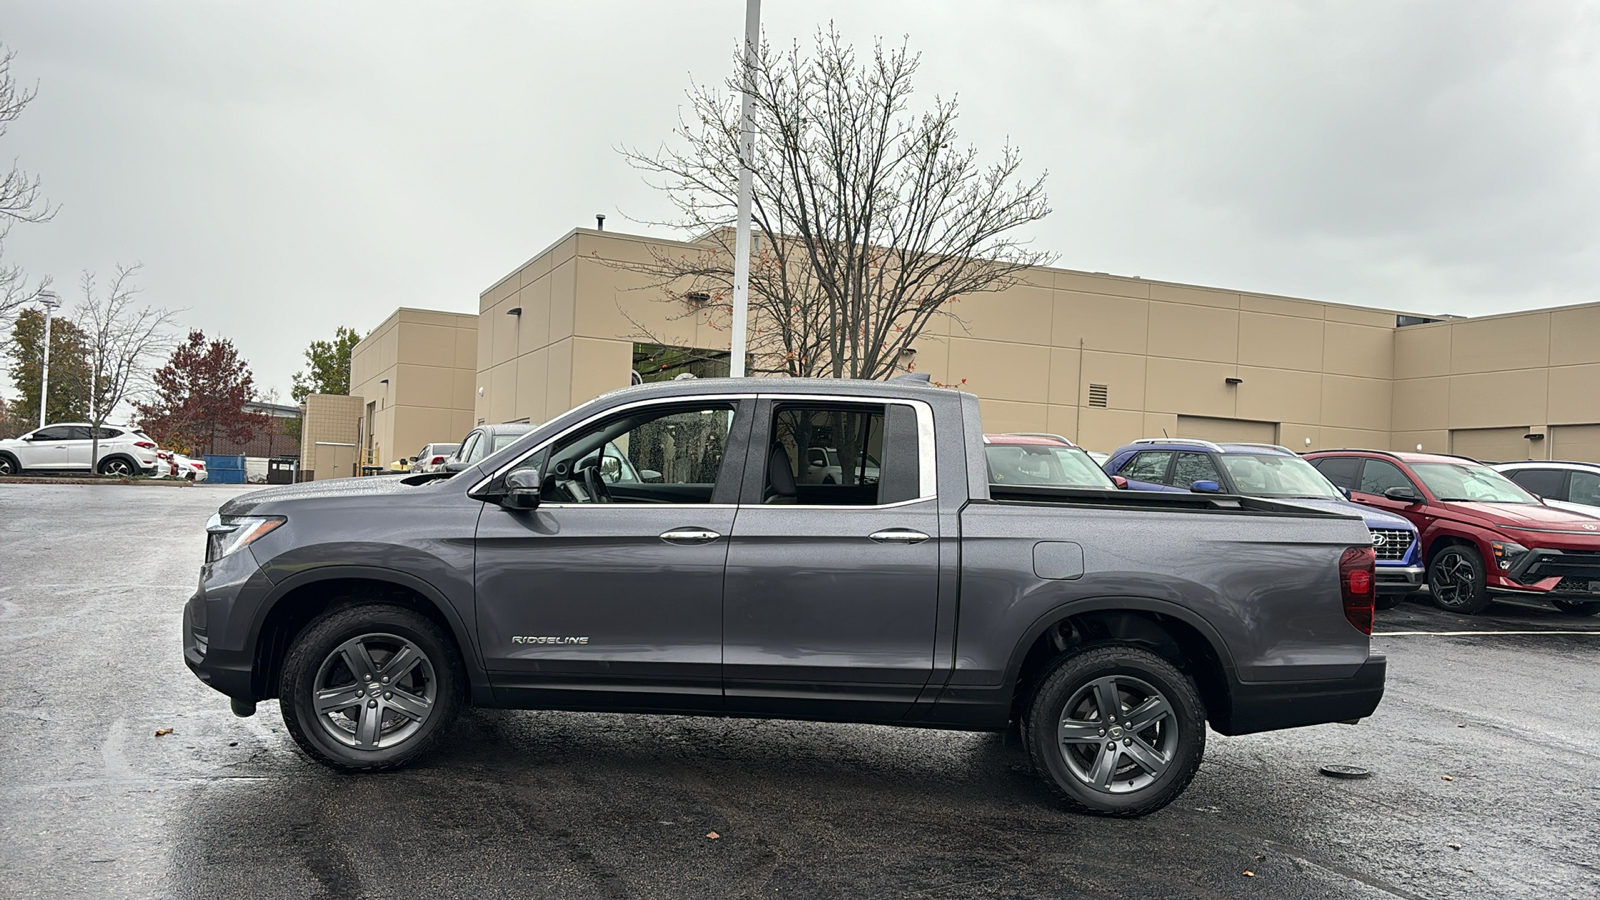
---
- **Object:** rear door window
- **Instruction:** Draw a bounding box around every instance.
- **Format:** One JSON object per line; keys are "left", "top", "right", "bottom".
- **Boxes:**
{"left": 1358, "top": 460, "right": 1415, "bottom": 495}
{"left": 1311, "top": 456, "right": 1361, "bottom": 489}
{"left": 1506, "top": 468, "right": 1567, "bottom": 500}
{"left": 1171, "top": 452, "right": 1222, "bottom": 489}
{"left": 65, "top": 426, "right": 93, "bottom": 441}
{"left": 1120, "top": 451, "right": 1172, "bottom": 483}
{"left": 1569, "top": 472, "right": 1600, "bottom": 507}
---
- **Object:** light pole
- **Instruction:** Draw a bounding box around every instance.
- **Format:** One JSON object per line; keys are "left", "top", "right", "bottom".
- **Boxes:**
{"left": 729, "top": 0, "right": 760, "bottom": 377}
{"left": 35, "top": 289, "right": 60, "bottom": 429}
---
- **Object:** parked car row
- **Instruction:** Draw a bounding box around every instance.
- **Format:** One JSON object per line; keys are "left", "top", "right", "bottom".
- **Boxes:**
{"left": 1026, "top": 432, "right": 1600, "bottom": 617}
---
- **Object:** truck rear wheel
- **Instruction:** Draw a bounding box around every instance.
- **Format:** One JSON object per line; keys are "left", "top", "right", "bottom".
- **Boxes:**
{"left": 1022, "top": 645, "right": 1205, "bottom": 817}
{"left": 279, "top": 603, "right": 463, "bottom": 771}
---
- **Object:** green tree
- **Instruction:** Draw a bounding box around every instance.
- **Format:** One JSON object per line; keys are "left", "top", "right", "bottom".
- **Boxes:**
{"left": 4, "top": 307, "right": 91, "bottom": 425}
{"left": 290, "top": 326, "right": 362, "bottom": 402}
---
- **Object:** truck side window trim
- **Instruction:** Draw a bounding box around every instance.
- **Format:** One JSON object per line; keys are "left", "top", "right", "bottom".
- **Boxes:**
{"left": 742, "top": 392, "right": 940, "bottom": 506}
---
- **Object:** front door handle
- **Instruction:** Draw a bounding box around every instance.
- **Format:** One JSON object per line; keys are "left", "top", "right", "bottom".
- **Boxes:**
{"left": 869, "top": 528, "right": 930, "bottom": 544}
{"left": 659, "top": 528, "right": 722, "bottom": 545}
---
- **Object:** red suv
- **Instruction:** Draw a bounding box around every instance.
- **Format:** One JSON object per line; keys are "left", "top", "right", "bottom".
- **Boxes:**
{"left": 1305, "top": 450, "right": 1600, "bottom": 616}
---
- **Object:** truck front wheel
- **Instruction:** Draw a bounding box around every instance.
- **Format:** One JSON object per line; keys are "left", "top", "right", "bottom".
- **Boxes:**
{"left": 1022, "top": 645, "right": 1205, "bottom": 817}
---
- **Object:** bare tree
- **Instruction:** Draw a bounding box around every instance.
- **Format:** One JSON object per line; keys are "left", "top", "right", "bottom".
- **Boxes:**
{"left": 76, "top": 265, "right": 175, "bottom": 473}
{"left": 0, "top": 45, "right": 55, "bottom": 338}
{"left": 618, "top": 28, "right": 1052, "bottom": 380}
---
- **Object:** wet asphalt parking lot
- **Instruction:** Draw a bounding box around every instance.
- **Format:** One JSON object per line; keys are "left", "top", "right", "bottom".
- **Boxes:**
{"left": 3, "top": 483, "right": 1600, "bottom": 899}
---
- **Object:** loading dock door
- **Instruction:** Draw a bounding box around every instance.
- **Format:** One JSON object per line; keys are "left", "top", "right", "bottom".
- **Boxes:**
{"left": 1551, "top": 425, "right": 1600, "bottom": 464}
{"left": 1176, "top": 416, "right": 1278, "bottom": 444}
{"left": 1449, "top": 427, "right": 1531, "bottom": 462}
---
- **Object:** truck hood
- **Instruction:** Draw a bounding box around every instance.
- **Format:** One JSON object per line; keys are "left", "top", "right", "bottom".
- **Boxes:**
{"left": 1275, "top": 497, "right": 1415, "bottom": 532}
{"left": 219, "top": 474, "right": 431, "bottom": 517}
{"left": 1446, "top": 500, "right": 1600, "bottom": 535}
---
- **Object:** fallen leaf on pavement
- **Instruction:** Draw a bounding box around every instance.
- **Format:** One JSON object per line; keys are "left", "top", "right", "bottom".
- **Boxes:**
{"left": 1242, "top": 870, "right": 1255, "bottom": 877}
{"left": 1441, "top": 775, "right": 1454, "bottom": 781}
{"left": 154, "top": 728, "right": 173, "bottom": 737}
{"left": 1448, "top": 843, "right": 1462, "bottom": 851}
{"left": 706, "top": 832, "right": 720, "bottom": 840}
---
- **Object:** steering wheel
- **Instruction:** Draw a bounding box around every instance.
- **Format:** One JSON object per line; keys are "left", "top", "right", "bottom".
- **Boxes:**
{"left": 576, "top": 458, "right": 613, "bottom": 503}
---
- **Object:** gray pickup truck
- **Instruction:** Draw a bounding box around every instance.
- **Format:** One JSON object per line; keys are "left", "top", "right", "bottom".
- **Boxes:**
{"left": 185, "top": 377, "right": 1385, "bottom": 816}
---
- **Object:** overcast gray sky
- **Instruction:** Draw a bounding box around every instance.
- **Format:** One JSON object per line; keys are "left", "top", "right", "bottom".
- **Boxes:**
{"left": 2, "top": 0, "right": 1598, "bottom": 398}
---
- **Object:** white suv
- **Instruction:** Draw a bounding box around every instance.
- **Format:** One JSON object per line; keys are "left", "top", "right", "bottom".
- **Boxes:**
{"left": 0, "top": 423, "right": 161, "bottom": 477}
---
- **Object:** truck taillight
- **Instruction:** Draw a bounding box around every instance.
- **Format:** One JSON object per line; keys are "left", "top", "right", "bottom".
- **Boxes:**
{"left": 1339, "top": 546, "right": 1376, "bottom": 635}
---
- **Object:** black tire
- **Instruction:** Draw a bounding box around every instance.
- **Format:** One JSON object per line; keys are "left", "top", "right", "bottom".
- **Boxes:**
{"left": 1021, "top": 645, "right": 1206, "bottom": 817}
{"left": 279, "top": 603, "right": 464, "bottom": 772}
{"left": 0, "top": 453, "right": 17, "bottom": 476}
{"left": 1374, "top": 593, "right": 1403, "bottom": 610}
{"left": 1552, "top": 599, "right": 1600, "bottom": 616}
{"left": 97, "top": 456, "right": 136, "bottom": 477}
{"left": 1428, "top": 544, "right": 1492, "bottom": 614}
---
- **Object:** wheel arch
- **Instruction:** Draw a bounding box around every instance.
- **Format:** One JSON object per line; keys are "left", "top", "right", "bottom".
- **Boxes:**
{"left": 1004, "top": 597, "right": 1236, "bottom": 731}
{"left": 249, "top": 567, "right": 484, "bottom": 702}
{"left": 96, "top": 452, "right": 142, "bottom": 473}
{"left": 0, "top": 450, "right": 19, "bottom": 472}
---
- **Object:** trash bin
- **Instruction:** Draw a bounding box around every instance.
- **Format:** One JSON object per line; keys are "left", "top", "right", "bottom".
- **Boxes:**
{"left": 267, "top": 457, "right": 298, "bottom": 485}
{"left": 203, "top": 455, "right": 246, "bottom": 484}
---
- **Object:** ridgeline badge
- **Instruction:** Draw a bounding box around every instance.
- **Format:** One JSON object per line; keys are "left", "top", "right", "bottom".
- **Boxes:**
{"left": 512, "top": 636, "right": 590, "bottom": 645}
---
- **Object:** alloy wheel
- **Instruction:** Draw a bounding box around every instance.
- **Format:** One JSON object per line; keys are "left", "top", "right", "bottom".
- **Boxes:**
{"left": 0, "top": 457, "right": 14, "bottom": 476}
{"left": 100, "top": 458, "right": 134, "bottom": 476}
{"left": 311, "top": 632, "right": 437, "bottom": 750}
{"left": 1430, "top": 550, "right": 1477, "bottom": 607}
{"left": 1056, "top": 675, "right": 1179, "bottom": 794}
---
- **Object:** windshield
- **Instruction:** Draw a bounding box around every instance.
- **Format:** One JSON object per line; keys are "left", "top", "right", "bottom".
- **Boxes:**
{"left": 1219, "top": 454, "right": 1342, "bottom": 499}
{"left": 985, "top": 444, "right": 1117, "bottom": 489}
{"left": 1411, "top": 462, "right": 1538, "bottom": 504}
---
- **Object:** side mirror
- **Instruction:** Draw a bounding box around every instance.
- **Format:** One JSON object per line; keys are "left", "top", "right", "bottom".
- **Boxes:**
{"left": 1190, "top": 480, "right": 1222, "bottom": 493}
{"left": 639, "top": 469, "right": 664, "bottom": 483}
{"left": 443, "top": 460, "right": 469, "bottom": 473}
{"left": 500, "top": 468, "right": 542, "bottom": 510}
{"left": 1384, "top": 486, "right": 1421, "bottom": 503}
{"left": 1111, "top": 475, "right": 1129, "bottom": 490}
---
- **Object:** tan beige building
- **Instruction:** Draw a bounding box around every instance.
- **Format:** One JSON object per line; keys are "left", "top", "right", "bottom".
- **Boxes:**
{"left": 301, "top": 224, "right": 1600, "bottom": 480}
{"left": 348, "top": 308, "right": 479, "bottom": 468}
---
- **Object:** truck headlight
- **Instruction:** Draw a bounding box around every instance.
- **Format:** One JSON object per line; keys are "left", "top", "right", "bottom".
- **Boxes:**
{"left": 1489, "top": 541, "right": 1528, "bottom": 571}
{"left": 205, "top": 514, "right": 285, "bottom": 562}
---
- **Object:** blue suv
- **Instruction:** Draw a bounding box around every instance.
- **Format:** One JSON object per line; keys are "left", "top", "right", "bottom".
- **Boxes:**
{"left": 1105, "top": 439, "right": 1423, "bottom": 607}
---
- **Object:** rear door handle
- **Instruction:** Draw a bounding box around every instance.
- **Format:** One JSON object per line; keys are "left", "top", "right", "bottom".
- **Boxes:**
{"left": 869, "top": 529, "right": 930, "bottom": 544}
{"left": 659, "top": 528, "right": 722, "bottom": 545}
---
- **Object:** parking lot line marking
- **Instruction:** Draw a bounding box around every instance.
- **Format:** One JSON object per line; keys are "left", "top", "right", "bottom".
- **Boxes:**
{"left": 1376, "top": 630, "right": 1600, "bottom": 636}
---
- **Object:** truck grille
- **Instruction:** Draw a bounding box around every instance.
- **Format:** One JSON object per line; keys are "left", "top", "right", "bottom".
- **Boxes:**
{"left": 1369, "top": 529, "right": 1414, "bottom": 562}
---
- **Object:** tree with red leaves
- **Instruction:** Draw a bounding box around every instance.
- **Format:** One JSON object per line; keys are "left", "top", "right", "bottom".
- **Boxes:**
{"left": 137, "top": 330, "right": 269, "bottom": 455}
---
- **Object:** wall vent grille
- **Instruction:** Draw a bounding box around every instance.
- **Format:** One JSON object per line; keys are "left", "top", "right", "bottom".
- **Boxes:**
{"left": 1088, "top": 384, "right": 1109, "bottom": 408}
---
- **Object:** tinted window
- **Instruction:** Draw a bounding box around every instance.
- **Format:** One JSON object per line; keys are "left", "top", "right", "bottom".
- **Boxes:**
{"left": 1569, "top": 471, "right": 1600, "bottom": 507}
{"left": 539, "top": 403, "right": 739, "bottom": 505}
{"left": 1359, "top": 460, "right": 1414, "bottom": 495}
{"left": 92, "top": 427, "right": 124, "bottom": 440}
{"left": 768, "top": 403, "right": 912, "bottom": 506}
{"left": 1311, "top": 456, "right": 1361, "bottom": 489}
{"left": 1120, "top": 451, "right": 1172, "bottom": 482}
{"left": 66, "top": 426, "right": 94, "bottom": 440}
{"left": 1171, "top": 452, "right": 1222, "bottom": 488}
{"left": 32, "top": 426, "right": 73, "bottom": 441}
{"left": 1506, "top": 468, "right": 1567, "bottom": 500}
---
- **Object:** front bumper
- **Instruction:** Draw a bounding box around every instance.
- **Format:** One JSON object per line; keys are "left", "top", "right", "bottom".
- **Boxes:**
{"left": 183, "top": 550, "right": 276, "bottom": 702}
{"left": 1214, "top": 654, "right": 1387, "bottom": 736}
{"left": 1495, "top": 549, "right": 1600, "bottom": 597}
{"left": 1375, "top": 565, "right": 1425, "bottom": 595}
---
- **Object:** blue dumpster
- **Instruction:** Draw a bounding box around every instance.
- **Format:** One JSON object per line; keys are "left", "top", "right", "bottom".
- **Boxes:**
{"left": 203, "top": 455, "right": 246, "bottom": 484}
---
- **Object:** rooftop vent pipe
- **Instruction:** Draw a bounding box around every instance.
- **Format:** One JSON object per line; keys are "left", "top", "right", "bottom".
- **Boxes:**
{"left": 596, "top": 214, "right": 606, "bottom": 230}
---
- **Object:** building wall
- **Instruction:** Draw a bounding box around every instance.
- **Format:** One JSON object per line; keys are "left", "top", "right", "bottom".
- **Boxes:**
{"left": 350, "top": 308, "right": 479, "bottom": 466}
{"left": 298, "top": 393, "right": 364, "bottom": 481}
{"left": 1391, "top": 305, "right": 1600, "bottom": 461}
{"left": 391, "top": 224, "right": 1600, "bottom": 465}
